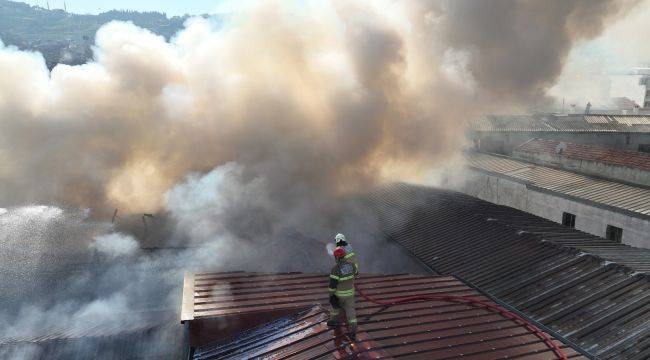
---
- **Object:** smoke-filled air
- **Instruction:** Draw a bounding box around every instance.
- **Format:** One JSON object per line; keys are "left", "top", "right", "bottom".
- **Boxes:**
{"left": 0, "top": 0, "right": 643, "bottom": 358}
{"left": 1, "top": 0, "right": 637, "bottom": 214}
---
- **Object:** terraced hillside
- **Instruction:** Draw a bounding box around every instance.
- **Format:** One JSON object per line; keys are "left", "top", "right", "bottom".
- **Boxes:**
{"left": 0, "top": 0, "right": 194, "bottom": 68}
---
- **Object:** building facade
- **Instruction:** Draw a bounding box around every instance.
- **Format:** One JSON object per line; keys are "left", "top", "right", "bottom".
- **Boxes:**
{"left": 460, "top": 153, "right": 650, "bottom": 248}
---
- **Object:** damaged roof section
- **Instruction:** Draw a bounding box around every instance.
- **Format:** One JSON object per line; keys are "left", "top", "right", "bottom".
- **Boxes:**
{"left": 367, "top": 183, "right": 650, "bottom": 359}
{"left": 183, "top": 271, "right": 586, "bottom": 359}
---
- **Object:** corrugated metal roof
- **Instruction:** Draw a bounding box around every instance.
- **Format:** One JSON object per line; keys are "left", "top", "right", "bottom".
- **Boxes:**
{"left": 0, "top": 329, "right": 185, "bottom": 360}
{"left": 366, "top": 183, "right": 650, "bottom": 359}
{"left": 0, "top": 314, "right": 184, "bottom": 360}
{"left": 470, "top": 114, "right": 650, "bottom": 133}
{"left": 0, "top": 311, "right": 175, "bottom": 343}
{"left": 457, "top": 201, "right": 650, "bottom": 274}
{"left": 471, "top": 115, "right": 556, "bottom": 132}
{"left": 185, "top": 271, "right": 586, "bottom": 360}
{"left": 584, "top": 116, "right": 610, "bottom": 124}
{"left": 614, "top": 116, "right": 650, "bottom": 126}
{"left": 543, "top": 115, "right": 622, "bottom": 132}
{"left": 467, "top": 152, "right": 650, "bottom": 217}
{"left": 516, "top": 138, "right": 650, "bottom": 172}
{"left": 183, "top": 272, "right": 478, "bottom": 321}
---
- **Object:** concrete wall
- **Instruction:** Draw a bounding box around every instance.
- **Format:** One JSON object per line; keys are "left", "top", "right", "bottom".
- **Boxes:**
{"left": 513, "top": 150, "right": 650, "bottom": 187}
{"left": 462, "top": 173, "right": 528, "bottom": 210}
{"left": 471, "top": 132, "right": 650, "bottom": 155}
{"left": 460, "top": 171, "right": 650, "bottom": 249}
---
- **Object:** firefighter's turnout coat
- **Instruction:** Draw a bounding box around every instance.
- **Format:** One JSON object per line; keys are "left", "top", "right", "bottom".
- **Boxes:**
{"left": 340, "top": 244, "right": 359, "bottom": 275}
{"left": 328, "top": 257, "right": 359, "bottom": 331}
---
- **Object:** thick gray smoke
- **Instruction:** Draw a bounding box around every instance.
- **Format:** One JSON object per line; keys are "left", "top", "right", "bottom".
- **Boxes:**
{"left": 439, "top": 0, "right": 638, "bottom": 108}
{"left": 0, "top": 0, "right": 642, "bottom": 358}
{"left": 0, "top": 0, "right": 636, "bottom": 216}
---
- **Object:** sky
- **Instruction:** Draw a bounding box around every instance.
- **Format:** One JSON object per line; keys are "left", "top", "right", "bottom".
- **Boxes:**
{"left": 549, "top": 0, "right": 650, "bottom": 108}
{"left": 19, "top": 0, "right": 231, "bottom": 16}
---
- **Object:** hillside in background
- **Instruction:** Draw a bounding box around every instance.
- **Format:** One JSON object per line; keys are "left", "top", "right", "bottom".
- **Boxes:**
{"left": 0, "top": 0, "right": 200, "bottom": 68}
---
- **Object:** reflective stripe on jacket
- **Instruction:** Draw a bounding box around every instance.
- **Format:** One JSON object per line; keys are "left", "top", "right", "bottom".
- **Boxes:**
{"left": 341, "top": 245, "right": 359, "bottom": 276}
{"left": 329, "top": 259, "right": 356, "bottom": 297}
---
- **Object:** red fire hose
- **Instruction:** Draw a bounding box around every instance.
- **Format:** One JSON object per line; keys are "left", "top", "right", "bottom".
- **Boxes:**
{"left": 355, "top": 286, "right": 568, "bottom": 360}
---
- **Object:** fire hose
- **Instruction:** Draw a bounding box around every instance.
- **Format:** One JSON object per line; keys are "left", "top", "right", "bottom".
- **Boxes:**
{"left": 354, "top": 285, "right": 568, "bottom": 360}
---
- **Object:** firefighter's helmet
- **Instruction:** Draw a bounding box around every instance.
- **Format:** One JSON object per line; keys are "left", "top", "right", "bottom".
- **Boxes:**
{"left": 334, "top": 233, "right": 346, "bottom": 245}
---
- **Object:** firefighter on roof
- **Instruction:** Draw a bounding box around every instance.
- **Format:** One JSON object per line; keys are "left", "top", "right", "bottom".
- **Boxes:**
{"left": 327, "top": 246, "right": 358, "bottom": 340}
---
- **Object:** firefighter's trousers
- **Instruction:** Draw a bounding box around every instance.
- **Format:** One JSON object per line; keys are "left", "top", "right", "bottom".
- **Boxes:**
{"left": 330, "top": 295, "right": 357, "bottom": 333}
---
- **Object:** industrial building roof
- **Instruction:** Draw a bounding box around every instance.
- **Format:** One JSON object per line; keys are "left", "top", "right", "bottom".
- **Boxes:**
{"left": 184, "top": 271, "right": 586, "bottom": 359}
{"left": 516, "top": 138, "right": 650, "bottom": 172}
{"left": 471, "top": 115, "right": 557, "bottom": 132}
{"left": 366, "top": 183, "right": 650, "bottom": 359}
{"left": 471, "top": 114, "right": 650, "bottom": 132}
{"left": 467, "top": 152, "right": 650, "bottom": 217}
{"left": 463, "top": 201, "right": 650, "bottom": 273}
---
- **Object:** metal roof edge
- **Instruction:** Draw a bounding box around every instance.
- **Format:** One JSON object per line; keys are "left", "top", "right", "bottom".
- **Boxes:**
{"left": 180, "top": 272, "right": 195, "bottom": 323}
{"left": 386, "top": 233, "right": 440, "bottom": 276}
{"left": 526, "top": 183, "right": 650, "bottom": 222}
{"left": 517, "top": 137, "right": 537, "bottom": 148}
{"left": 467, "top": 165, "right": 534, "bottom": 184}
{"left": 507, "top": 150, "right": 650, "bottom": 191}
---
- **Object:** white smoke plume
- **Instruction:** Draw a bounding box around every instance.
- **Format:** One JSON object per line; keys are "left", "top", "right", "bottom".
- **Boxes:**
{"left": 0, "top": 1, "right": 637, "bottom": 217}
{"left": 91, "top": 232, "right": 139, "bottom": 257}
{"left": 1, "top": 2, "right": 473, "bottom": 215}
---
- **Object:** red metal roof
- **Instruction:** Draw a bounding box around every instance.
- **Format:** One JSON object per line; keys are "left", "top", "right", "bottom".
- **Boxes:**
{"left": 182, "top": 271, "right": 586, "bottom": 359}
{"left": 516, "top": 138, "right": 650, "bottom": 171}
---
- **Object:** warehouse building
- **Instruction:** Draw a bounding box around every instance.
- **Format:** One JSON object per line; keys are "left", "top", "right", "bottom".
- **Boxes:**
{"left": 366, "top": 183, "right": 650, "bottom": 359}
{"left": 460, "top": 152, "right": 650, "bottom": 248}
{"left": 470, "top": 114, "right": 650, "bottom": 155}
